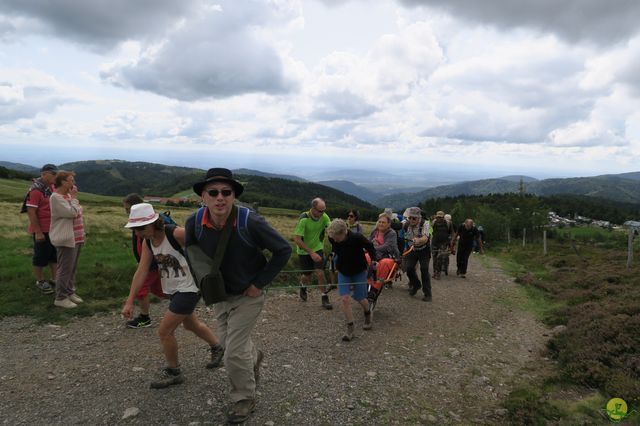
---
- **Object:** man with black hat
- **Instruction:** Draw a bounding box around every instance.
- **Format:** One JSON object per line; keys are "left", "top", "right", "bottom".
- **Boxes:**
{"left": 185, "top": 168, "right": 291, "bottom": 424}
{"left": 24, "top": 164, "right": 59, "bottom": 294}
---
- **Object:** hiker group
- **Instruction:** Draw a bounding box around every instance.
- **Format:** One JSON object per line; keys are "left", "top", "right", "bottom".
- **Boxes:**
{"left": 22, "top": 165, "right": 484, "bottom": 424}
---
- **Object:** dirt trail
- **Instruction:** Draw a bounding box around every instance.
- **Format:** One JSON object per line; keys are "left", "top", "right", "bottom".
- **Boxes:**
{"left": 0, "top": 255, "right": 548, "bottom": 425}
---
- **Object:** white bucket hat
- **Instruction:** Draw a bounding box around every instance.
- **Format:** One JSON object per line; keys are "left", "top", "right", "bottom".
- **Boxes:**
{"left": 124, "top": 203, "right": 159, "bottom": 228}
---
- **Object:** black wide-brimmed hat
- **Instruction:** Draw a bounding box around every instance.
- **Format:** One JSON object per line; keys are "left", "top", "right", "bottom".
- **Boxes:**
{"left": 193, "top": 167, "right": 244, "bottom": 196}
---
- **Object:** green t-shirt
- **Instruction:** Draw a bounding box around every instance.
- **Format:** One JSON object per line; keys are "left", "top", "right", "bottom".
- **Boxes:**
{"left": 294, "top": 211, "right": 331, "bottom": 255}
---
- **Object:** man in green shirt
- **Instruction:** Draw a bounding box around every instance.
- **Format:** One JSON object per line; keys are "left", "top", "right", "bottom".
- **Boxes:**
{"left": 294, "top": 198, "right": 332, "bottom": 309}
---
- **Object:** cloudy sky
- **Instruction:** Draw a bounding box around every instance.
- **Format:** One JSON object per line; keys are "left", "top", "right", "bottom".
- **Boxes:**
{"left": 1, "top": 0, "right": 639, "bottom": 178}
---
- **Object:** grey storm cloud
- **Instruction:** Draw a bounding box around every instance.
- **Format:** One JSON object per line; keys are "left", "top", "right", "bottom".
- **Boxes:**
{"left": 101, "top": 28, "right": 294, "bottom": 101}
{"left": 398, "top": 0, "right": 640, "bottom": 45}
{"left": 311, "top": 90, "right": 378, "bottom": 121}
{"left": 0, "top": 0, "right": 198, "bottom": 49}
{"left": 96, "top": 1, "right": 299, "bottom": 100}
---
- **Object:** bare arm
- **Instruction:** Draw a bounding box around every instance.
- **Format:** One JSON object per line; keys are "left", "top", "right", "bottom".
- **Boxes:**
{"left": 122, "top": 241, "right": 153, "bottom": 318}
{"left": 27, "top": 207, "right": 44, "bottom": 240}
{"left": 173, "top": 226, "right": 186, "bottom": 247}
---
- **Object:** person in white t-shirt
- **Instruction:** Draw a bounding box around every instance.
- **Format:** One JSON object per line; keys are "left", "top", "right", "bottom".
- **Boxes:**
{"left": 121, "top": 203, "right": 223, "bottom": 389}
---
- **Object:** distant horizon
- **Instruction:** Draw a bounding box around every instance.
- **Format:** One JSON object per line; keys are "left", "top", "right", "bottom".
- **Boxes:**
{"left": 2, "top": 153, "right": 637, "bottom": 184}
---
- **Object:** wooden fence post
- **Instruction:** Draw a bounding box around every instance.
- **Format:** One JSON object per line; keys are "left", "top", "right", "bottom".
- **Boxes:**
{"left": 507, "top": 227, "right": 511, "bottom": 245}
{"left": 628, "top": 228, "right": 634, "bottom": 268}
{"left": 522, "top": 228, "right": 526, "bottom": 248}
{"left": 543, "top": 229, "right": 547, "bottom": 256}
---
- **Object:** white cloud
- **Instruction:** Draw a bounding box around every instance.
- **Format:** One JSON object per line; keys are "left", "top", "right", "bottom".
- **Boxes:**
{"left": 0, "top": 70, "right": 78, "bottom": 124}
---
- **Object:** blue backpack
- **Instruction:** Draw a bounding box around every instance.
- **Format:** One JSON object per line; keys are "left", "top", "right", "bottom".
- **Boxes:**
{"left": 193, "top": 205, "right": 256, "bottom": 248}
{"left": 160, "top": 211, "right": 177, "bottom": 226}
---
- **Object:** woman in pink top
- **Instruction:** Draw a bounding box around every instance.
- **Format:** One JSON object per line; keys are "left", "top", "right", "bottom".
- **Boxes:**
{"left": 49, "top": 171, "right": 85, "bottom": 309}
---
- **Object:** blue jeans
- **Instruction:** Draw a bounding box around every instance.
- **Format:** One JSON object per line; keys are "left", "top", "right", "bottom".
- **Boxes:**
{"left": 337, "top": 270, "right": 368, "bottom": 301}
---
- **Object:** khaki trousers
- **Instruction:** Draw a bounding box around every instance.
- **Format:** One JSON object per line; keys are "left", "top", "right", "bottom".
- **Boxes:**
{"left": 214, "top": 293, "right": 265, "bottom": 402}
{"left": 55, "top": 244, "right": 82, "bottom": 301}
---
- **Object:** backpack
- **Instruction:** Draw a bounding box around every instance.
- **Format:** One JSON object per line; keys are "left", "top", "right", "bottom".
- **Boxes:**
{"left": 20, "top": 179, "right": 51, "bottom": 213}
{"left": 194, "top": 205, "right": 256, "bottom": 248}
{"left": 431, "top": 219, "right": 453, "bottom": 244}
{"left": 160, "top": 210, "right": 176, "bottom": 226}
{"left": 146, "top": 224, "right": 184, "bottom": 256}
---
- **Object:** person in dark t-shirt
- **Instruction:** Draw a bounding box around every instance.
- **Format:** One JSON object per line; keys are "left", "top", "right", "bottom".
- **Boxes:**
{"left": 455, "top": 219, "right": 483, "bottom": 278}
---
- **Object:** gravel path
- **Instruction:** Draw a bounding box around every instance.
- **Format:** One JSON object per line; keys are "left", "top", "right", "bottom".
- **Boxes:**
{"left": 0, "top": 255, "right": 548, "bottom": 425}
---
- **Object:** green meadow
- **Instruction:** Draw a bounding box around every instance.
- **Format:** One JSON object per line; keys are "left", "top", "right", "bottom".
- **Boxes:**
{"left": 0, "top": 178, "right": 377, "bottom": 322}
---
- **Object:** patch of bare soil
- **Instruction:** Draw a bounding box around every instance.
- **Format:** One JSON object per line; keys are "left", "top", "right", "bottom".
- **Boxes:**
{"left": 0, "top": 255, "right": 548, "bottom": 425}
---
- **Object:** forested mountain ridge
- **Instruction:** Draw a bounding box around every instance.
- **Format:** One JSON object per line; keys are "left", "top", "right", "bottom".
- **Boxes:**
{"left": 52, "top": 160, "right": 378, "bottom": 219}
{"left": 378, "top": 174, "right": 640, "bottom": 210}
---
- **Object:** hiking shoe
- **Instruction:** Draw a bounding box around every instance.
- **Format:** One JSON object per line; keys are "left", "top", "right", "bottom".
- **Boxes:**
{"left": 342, "top": 323, "right": 355, "bottom": 341}
{"left": 443, "top": 269, "right": 448, "bottom": 276}
{"left": 363, "top": 311, "right": 373, "bottom": 330}
{"left": 460, "top": 274, "right": 466, "bottom": 279}
{"left": 299, "top": 286, "right": 308, "bottom": 302}
{"left": 126, "top": 315, "right": 152, "bottom": 329}
{"left": 206, "top": 344, "right": 224, "bottom": 369}
{"left": 321, "top": 294, "right": 333, "bottom": 310}
{"left": 150, "top": 367, "right": 183, "bottom": 389}
{"left": 422, "top": 295, "right": 432, "bottom": 302}
{"left": 226, "top": 399, "right": 256, "bottom": 424}
{"left": 68, "top": 293, "right": 83, "bottom": 304}
{"left": 254, "top": 350, "right": 264, "bottom": 384}
{"left": 409, "top": 286, "right": 419, "bottom": 296}
{"left": 54, "top": 298, "right": 77, "bottom": 309}
{"left": 36, "top": 280, "right": 54, "bottom": 295}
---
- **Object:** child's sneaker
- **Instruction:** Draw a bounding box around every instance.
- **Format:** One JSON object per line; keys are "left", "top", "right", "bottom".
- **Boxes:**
{"left": 150, "top": 367, "right": 183, "bottom": 389}
{"left": 36, "top": 280, "right": 53, "bottom": 295}
{"left": 126, "top": 315, "right": 152, "bottom": 329}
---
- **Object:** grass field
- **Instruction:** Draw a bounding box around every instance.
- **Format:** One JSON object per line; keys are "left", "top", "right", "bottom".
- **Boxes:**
{"left": 492, "top": 236, "right": 640, "bottom": 423}
{"left": 0, "top": 179, "right": 377, "bottom": 322}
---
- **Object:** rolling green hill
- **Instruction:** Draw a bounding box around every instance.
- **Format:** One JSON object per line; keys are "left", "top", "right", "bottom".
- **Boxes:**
{"left": 378, "top": 174, "right": 640, "bottom": 210}
{"left": 50, "top": 160, "right": 378, "bottom": 219}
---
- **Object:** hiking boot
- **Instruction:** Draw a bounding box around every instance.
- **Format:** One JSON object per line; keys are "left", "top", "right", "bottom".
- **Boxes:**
{"left": 206, "top": 344, "right": 224, "bottom": 369}
{"left": 321, "top": 294, "right": 333, "bottom": 310}
{"left": 422, "top": 295, "right": 432, "bottom": 302}
{"left": 433, "top": 273, "right": 441, "bottom": 280}
{"left": 68, "top": 293, "right": 83, "bottom": 304}
{"left": 150, "top": 367, "right": 183, "bottom": 389}
{"left": 126, "top": 315, "right": 151, "bottom": 329}
{"left": 409, "top": 285, "right": 419, "bottom": 296}
{"left": 54, "top": 298, "right": 77, "bottom": 309}
{"left": 226, "top": 399, "right": 256, "bottom": 424}
{"left": 443, "top": 268, "right": 448, "bottom": 276}
{"left": 36, "top": 280, "right": 54, "bottom": 295}
{"left": 342, "top": 323, "right": 355, "bottom": 341}
{"left": 363, "top": 311, "right": 373, "bottom": 330}
{"left": 299, "top": 286, "right": 308, "bottom": 302}
{"left": 254, "top": 350, "right": 264, "bottom": 384}
{"left": 48, "top": 280, "right": 56, "bottom": 288}
{"left": 460, "top": 274, "right": 466, "bottom": 279}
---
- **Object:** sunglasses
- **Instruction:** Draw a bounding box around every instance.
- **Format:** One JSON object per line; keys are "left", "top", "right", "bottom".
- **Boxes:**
{"left": 347, "top": 214, "right": 355, "bottom": 218}
{"left": 206, "top": 189, "right": 233, "bottom": 198}
{"left": 409, "top": 216, "right": 419, "bottom": 220}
